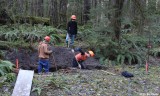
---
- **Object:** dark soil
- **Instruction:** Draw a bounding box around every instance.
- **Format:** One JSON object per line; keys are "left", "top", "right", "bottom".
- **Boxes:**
{"left": 3, "top": 46, "right": 107, "bottom": 73}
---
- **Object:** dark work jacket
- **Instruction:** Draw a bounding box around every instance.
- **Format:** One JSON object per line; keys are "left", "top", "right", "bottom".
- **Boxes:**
{"left": 67, "top": 20, "right": 77, "bottom": 35}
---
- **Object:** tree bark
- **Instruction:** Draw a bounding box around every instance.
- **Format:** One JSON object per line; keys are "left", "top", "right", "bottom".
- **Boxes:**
{"left": 132, "top": 0, "right": 145, "bottom": 35}
{"left": 37, "top": 0, "right": 43, "bottom": 17}
{"left": 50, "top": 0, "right": 58, "bottom": 27}
{"left": 83, "top": 0, "right": 91, "bottom": 24}
{"left": 59, "top": 0, "right": 68, "bottom": 25}
{"left": 113, "top": 0, "right": 124, "bottom": 41}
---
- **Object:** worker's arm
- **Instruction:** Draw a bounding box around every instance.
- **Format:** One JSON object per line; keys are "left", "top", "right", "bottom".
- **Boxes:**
{"left": 75, "top": 22, "right": 77, "bottom": 35}
{"left": 85, "top": 52, "right": 90, "bottom": 57}
{"left": 67, "top": 21, "right": 71, "bottom": 34}
{"left": 44, "top": 45, "right": 52, "bottom": 54}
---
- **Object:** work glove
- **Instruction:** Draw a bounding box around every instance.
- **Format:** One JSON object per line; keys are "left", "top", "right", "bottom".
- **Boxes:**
{"left": 78, "top": 64, "right": 81, "bottom": 69}
{"left": 71, "top": 49, "right": 74, "bottom": 53}
{"left": 48, "top": 50, "right": 53, "bottom": 54}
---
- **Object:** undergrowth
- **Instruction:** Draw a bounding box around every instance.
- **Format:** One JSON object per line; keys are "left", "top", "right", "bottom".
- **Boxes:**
{"left": 80, "top": 26, "right": 149, "bottom": 66}
{"left": 0, "top": 24, "right": 65, "bottom": 48}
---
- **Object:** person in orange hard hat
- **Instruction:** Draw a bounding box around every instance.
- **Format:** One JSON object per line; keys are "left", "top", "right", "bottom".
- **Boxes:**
{"left": 38, "top": 36, "right": 53, "bottom": 74}
{"left": 71, "top": 48, "right": 94, "bottom": 69}
{"left": 66, "top": 15, "right": 78, "bottom": 47}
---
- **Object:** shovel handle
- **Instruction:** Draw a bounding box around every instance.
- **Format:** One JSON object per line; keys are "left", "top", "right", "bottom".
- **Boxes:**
{"left": 72, "top": 49, "right": 81, "bottom": 69}
{"left": 16, "top": 59, "right": 19, "bottom": 69}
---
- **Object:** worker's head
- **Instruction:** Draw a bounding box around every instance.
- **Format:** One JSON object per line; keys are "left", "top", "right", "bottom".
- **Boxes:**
{"left": 71, "top": 15, "right": 76, "bottom": 20}
{"left": 79, "top": 49, "right": 85, "bottom": 55}
{"left": 44, "top": 36, "right": 51, "bottom": 42}
{"left": 88, "top": 50, "right": 94, "bottom": 57}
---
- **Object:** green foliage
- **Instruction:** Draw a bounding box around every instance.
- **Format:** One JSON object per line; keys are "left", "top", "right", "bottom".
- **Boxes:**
{"left": 0, "top": 50, "right": 4, "bottom": 59}
{"left": 0, "top": 24, "right": 64, "bottom": 47}
{"left": 82, "top": 25, "right": 147, "bottom": 65}
{"left": 49, "top": 76, "right": 67, "bottom": 89}
{"left": 42, "top": 26, "right": 64, "bottom": 44}
{"left": 0, "top": 60, "right": 14, "bottom": 76}
{"left": 32, "top": 87, "right": 42, "bottom": 96}
{"left": 150, "top": 48, "right": 160, "bottom": 57}
{"left": 5, "top": 73, "right": 16, "bottom": 83}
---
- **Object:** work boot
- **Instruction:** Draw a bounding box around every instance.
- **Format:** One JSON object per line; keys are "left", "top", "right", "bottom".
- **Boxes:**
{"left": 67, "top": 43, "right": 69, "bottom": 48}
{"left": 66, "top": 42, "right": 69, "bottom": 48}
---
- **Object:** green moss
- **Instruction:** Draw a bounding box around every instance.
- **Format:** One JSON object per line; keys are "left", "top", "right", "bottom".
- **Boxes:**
{"left": 15, "top": 16, "right": 50, "bottom": 25}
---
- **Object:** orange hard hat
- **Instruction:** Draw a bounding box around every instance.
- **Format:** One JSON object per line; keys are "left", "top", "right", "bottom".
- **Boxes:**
{"left": 71, "top": 15, "right": 76, "bottom": 20}
{"left": 88, "top": 50, "right": 94, "bottom": 57}
{"left": 44, "top": 36, "right": 50, "bottom": 42}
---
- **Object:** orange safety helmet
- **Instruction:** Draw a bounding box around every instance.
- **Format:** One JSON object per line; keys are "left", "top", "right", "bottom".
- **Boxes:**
{"left": 71, "top": 15, "right": 76, "bottom": 20}
{"left": 88, "top": 50, "right": 94, "bottom": 57}
{"left": 44, "top": 36, "right": 51, "bottom": 42}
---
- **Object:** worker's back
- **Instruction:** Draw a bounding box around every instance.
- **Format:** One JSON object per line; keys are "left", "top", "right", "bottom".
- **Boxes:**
{"left": 38, "top": 41, "right": 49, "bottom": 59}
{"left": 75, "top": 52, "right": 90, "bottom": 61}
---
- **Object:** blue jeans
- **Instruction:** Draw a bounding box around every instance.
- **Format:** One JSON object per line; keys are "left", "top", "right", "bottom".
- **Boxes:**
{"left": 66, "top": 33, "right": 75, "bottom": 46}
{"left": 38, "top": 59, "right": 49, "bottom": 73}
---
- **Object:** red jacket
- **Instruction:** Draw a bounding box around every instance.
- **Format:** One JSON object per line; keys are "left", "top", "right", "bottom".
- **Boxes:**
{"left": 75, "top": 52, "right": 90, "bottom": 61}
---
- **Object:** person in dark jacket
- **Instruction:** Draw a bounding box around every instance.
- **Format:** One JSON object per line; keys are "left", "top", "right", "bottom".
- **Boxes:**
{"left": 66, "top": 15, "right": 78, "bottom": 47}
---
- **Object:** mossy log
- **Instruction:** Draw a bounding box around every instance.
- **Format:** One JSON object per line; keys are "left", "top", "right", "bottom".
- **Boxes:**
{"left": 15, "top": 16, "right": 50, "bottom": 25}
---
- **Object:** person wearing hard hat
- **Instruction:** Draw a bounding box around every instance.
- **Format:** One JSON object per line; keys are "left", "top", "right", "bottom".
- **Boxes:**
{"left": 71, "top": 48, "right": 94, "bottom": 69}
{"left": 66, "top": 15, "right": 78, "bottom": 47}
{"left": 38, "top": 36, "right": 53, "bottom": 74}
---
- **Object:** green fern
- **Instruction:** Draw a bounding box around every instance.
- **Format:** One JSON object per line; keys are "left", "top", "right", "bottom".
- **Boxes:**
{"left": 0, "top": 24, "right": 64, "bottom": 47}
{"left": 32, "top": 87, "right": 42, "bottom": 96}
{"left": 0, "top": 60, "right": 14, "bottom": 76}
{"left": 150, "top": 48, "right": 160, "bottom": 57}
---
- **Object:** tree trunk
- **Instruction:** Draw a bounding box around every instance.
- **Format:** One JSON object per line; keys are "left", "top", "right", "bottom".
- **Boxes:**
{"left": 83, "top": 0, "right": 91, "bottom": 24}
{"left": 50, "top": 0, "right": 58, "bottom": 27}
{"left": 132, "top": 0, "right": 145, "bottom": 35}
{"left": 37, "top": 0, "right": 43, "bottom": 17}
{"left": 59, "top": 0, "right": 68, "bottom": 26}
{"left": 113, "top": 0, "right": 124, "bottom": 41}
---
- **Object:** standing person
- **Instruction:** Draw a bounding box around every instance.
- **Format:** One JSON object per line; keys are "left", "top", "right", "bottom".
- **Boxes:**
{"left": 72, "top": 48, "right": 94, "bottom": 69}
{"left": 38, "top": 36, "right": 52, "bottom": 74}
{"left": 66, "top": 15, "right": 78, "bottom": 47}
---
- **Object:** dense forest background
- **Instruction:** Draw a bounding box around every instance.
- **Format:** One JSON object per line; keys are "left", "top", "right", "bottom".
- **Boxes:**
{"left": 1, "top": 0, "right": 160, "bottom": 95}
{"left": 0, "top": 0, "right": 160, "bottom": 66}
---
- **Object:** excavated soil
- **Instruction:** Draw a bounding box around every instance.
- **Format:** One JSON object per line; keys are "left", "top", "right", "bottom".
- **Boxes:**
{"left": 3, "top": 46, "right": 107, "bottom": 72}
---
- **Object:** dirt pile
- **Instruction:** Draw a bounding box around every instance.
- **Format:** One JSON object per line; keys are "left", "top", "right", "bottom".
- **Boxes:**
{"left": 4, "top": 46, "right": 106, "bottom": 72}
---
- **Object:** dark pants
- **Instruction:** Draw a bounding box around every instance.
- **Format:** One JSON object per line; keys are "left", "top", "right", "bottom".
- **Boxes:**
{"left": 66, "top": 33, "right": 75, "bottom": 46}
{"left": 72, "top": 58, "right": 85, "bottom": 69}
{"left": 38, "top": 59, "right": 49, "bottom": 73}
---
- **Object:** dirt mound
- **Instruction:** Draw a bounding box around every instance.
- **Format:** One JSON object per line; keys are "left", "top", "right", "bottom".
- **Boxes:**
{"left": 4, "top": 46, "right": 106, "bottom": 72}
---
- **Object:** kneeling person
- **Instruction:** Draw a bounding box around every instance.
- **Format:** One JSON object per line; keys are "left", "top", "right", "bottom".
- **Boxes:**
{"left": 72, "top": 48, "right": 94, "bottom": 69}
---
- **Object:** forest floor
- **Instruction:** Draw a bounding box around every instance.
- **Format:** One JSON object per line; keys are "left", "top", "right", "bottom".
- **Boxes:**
{"left": 1, "top": 65, "right": 160, "bottom": 96}
{"left": 30, "top": 66, "right": 160, "bottom": 96}
{"left": 0, "top": 45, "right": 160, "bottom": 96}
